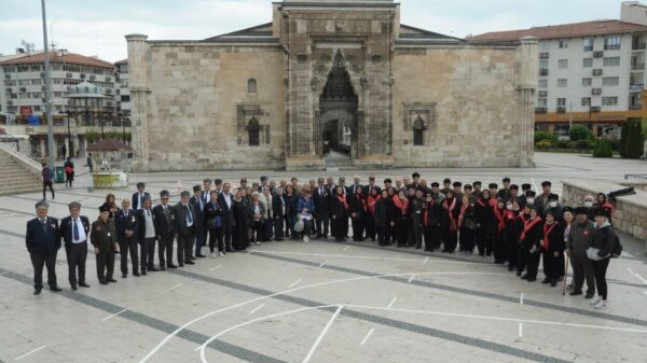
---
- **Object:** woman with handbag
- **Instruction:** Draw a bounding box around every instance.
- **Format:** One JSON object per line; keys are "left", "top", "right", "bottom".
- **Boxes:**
{"left": 587, "top": 208, "right": 616, "bottom": 309}
{"left": 205, "top": 191, "right": 224, "bottom": 257}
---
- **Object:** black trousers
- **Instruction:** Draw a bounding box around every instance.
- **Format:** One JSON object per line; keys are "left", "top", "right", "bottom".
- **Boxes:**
{"left": 493, "top": 232, "right": 506, "bottom": 262}
{"left": 96, "top": 250, "right": 115, "bottom": 282}
{"left": 30, "top": 252, "right": 57, "bottom": 289}
{"left": 141, "top": 237, "right": 156, "bottom": 271}
{"left": 592, "top": 258, "right": 610, "bottom": 300}
{"left": 570, "top": 253, "right": 595, "bottom": 294}
{"left": 506, "top": 235, "right": 519, "bottom": 269}
{"left": 516, "top": 243, "right": 526, "bottom": 273}
{"left": 119, "top": 238, "right": 139, "bottom": 275}
{"left": 179, "top": 232, "right": 194, "bottom": 263}
{"left": 316, "top": 213, "right": 330, "bottom": 238}
{"left": 158, "top": 232, "right": 174, "bottom": 267}
{"left": 208, "top": 227, "right": 223, "bottom": 252}
{"left": 351, "top": 216, "right": 365, "bottom": 241}
{"left": 194, "top": 227, "right": 206, "bottom": 256}
{"left": 42, "top": 181, "right": 54, "bottom": 200}
{"left": 459, "top": 228, "right": 475, "bottom": 252}
{"left": 274, "top": 217, "right": 284, "bottom": 240}
{"left": 364, "top": 214, "right": 375, "bottom": 241}
{"left": 222, "top": 224, "right": 233, "bottom": 250}
{"left": 425, "top": 225, "right": 441, "bottom": 251}
{"left": 66, "top": 242, "right": 87, "bottom": 286}
{"left": 542, "top": 250, "right": 562, "bottom": 281}
{"left": 396, "top": 220, "right": 408, "bottom": 246}
{"left": 525, "top": 250, "right": 541, "bottom": 279}
{"left": 442, "top": 229, "right": 458, "bottom": 252}
{"left": 262, "top": 219, "right": 273, "bottom": 241}
{"left": 251, "top": 221, "right": 263, "bottom": 242}
{"left": 376, "top": 226, "right": 387, "bottom": 245}
{"left": 412, "top": 219, "right": 424, "bottom": 248}
{"left": 331, "top": 214, "right": 348, "bottom": 241}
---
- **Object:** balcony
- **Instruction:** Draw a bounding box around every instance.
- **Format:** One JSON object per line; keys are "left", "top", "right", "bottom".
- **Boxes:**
{"left": 629, "top": 104, "right": 643, "bottom": 110}
{"left": 633, "top": 43, "right": 646, "bottom": 50}
{"left": 631, "top": 63, "right": 645, "bottom": 71}
{"left": 593, "top": 51, "right": 604, "bottom": 58}
{"left": 592, "top": 69, "right": 603, "bottom": 76}
{"left": 630, "top": 83, "right": 644, "bottom": 91}
{"left": 535, "top": 107, "right": 547, "bottom": 114}
{"left": 539, "top": 69, "right": 549, "bottom": 76}
{"left": 591, "top": 106, "right": 601, "bottom": 112}
{"left": 556, "top": 107, "right": 566, "bottom": 113}
{"left": 539, "top": 52, "right": 549, "bottom": 59}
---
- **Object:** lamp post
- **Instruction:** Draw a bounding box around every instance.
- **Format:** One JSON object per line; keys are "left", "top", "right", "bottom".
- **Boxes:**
{"left": 63, "top": 108, "right": 75, "bottom": 157}
{"left": 40, "top": 0, "right": 55, "bottom": 171}
{"left": 120, "top": 112, "right": 126, "bottom": 143}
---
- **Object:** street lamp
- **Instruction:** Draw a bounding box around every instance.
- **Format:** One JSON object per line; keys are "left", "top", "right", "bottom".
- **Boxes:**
{"left": 40, "top": 0, "right": 55, "bottom": 172}
{"left": 62, "top": 108, "right": 75, "bottom": 157}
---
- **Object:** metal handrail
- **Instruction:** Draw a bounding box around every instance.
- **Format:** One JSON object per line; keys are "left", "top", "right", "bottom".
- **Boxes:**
{"left": 0, "top": 137, "right": 43, "bottom": 167}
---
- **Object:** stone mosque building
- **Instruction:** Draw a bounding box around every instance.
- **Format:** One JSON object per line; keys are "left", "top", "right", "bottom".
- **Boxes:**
{"left": 126, "top": 0, "right": 537, "bottom": 171}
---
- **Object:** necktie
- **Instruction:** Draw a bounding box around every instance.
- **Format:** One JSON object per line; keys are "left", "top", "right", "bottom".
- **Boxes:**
{"left": 41, "top": 219, "right": 47, "bottom": 233}
{"left": 73, "top": 218, "right": 80, "bottom": 240}
{"left": 147, "top": 210, "right": 151, "bottom": 217}
{"left": 186, "top": 205, "right": 193, "bottom": 224}
{"left": 198, "top": 198, "right": 203, "bottom": 212}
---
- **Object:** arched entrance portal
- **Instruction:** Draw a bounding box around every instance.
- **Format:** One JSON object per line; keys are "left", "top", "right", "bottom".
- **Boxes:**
{"left": 319, "top": 52, "right": 358, "bottom": 160}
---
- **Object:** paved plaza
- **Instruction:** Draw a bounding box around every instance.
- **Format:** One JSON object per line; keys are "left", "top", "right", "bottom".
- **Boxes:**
{"left": 1, "top": 152, "right": 646, "bottom": 363}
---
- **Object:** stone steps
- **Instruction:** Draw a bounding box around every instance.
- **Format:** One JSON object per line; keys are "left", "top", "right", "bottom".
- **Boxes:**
{"left": 0, "top": 149, "right": 42, "bottom": 195}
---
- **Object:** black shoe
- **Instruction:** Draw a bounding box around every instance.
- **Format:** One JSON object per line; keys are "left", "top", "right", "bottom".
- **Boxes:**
{"left": 541, "top": 278, "right": 551, "bottom": 284}
{"left": 108, "top": 279, "right": 118, "bottom": 283}
{"left": 178, "top": 263, "right": 184, "bottom": 267}
{"left": 508, "top": 266, "right": 515, "bottom": 272}
{"left": 520, "top": 274, "right": 528, "bottom": 280}
{"left": 50, "top": 286, "right": 62, "bottom": 292}
{"left": 141, "top": 271, "right": 147, "bottom": 276}
{"left": 550, "top": 281, "right": 557, "bottom": 287}
{"left": 160, "top": 266, "right": 166, "bottom": 271}
{"left": 585, "top": 292, "right": 595, "bottom": 299}
{"left": 527, "top": 277, "right": 537, "bottom": 282}
{"left": 148, "top": 267, "right": 158, "bottom": 272}
{"left": 122, "top": 273, "right": 127, "bottom": 278}
{"left": 71, "top": 285, "right": 78, "bottom": 291}
{"left": 133, "top": 272, "right": 141, "bottom": 277}
{"left": 167, "top": 264, "right": 177, "bottom": 269}
{"left": 516, "top": 271, "right": 522, "bottom": 277}
{"left": 79, "top": 283, "right": 90, "bottom": 288}
{"left": 570, "top": 290, "right": 583, "bottom": 296}
{"left": 34, "top": 288, "right": 42, "bottom": 295}
{"left": 275, "top": 239, "right": 284, "bottom": 241}
{"left": 415, "top": 246, "right": 422, "bottom": 250}
{"left": 185, "top": 260, "right": 195, "bottom": 265}
{"left": 99, "top": 280, "right": 109, "bottom": 285}
{"left": 226, "top": 249, "right": 235, "bottom": 253}
{"left": 196, "top": 254, "right": 206, "bottom": 258}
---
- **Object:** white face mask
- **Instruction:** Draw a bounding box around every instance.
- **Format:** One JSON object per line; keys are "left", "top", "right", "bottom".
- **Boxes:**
{"left": 526, "top": 198, "right": 535, "bottom": 205}
{"left": 549, "top": 201, "right": 558, "bottom": 208}
{"left": 584, "top": 201, "right": 593, "bottom": 208}
{"left": 506, "top": 204, "right": 513, "bottom": 210}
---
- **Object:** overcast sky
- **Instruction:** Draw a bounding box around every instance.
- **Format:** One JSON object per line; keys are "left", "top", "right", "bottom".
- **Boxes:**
{"left": 0, "top": 0, "right": 630, "bottom": 63}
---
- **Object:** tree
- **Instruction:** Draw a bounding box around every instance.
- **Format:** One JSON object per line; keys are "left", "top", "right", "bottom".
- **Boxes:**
{"left": 569, "top": 125, "right": 590, "bottom": 141}
{"left": 592, "top": 138, "right": 613, "bottom": 158}
{"left": 620, "top": 119, "right": 644, "bottom": 159}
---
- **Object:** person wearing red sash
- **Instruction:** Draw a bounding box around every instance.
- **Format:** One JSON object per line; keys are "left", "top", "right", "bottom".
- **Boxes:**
{"left": 475, "top": 189, "right": 496, "bottom": 257}
{"left": 541, "top": 210, "right": 565, "bottom": 286}
{"left": 492, "top": 198, "right": 507, "bottom": 264}
{"left": 591, "top": 193, "right": 614, "bottom": 225}
{"left": 515, "top": 205, "right": 531, "bottom": 276}
{"left": 503, "top": 199, "right": 523, "bottom": 272}
{"left": 441, "top": 190, "right": 462, "bottom": 253}
{"left": 374, "top": 189, "right": 390, "bottom": 246}
{"left": 458, "top": 194, "right": 477, "bottom": 255}
{"left": 330, "top": 186, "right": 349, "bottom": 242}
{"left": 391, "top": 190, "right": 410, "bottom": 247}
{"left": 365, "top": 187, "right": 381, "bottom": 242}
{"left": 411, "top": 189, "right": 426, "bottom": 249}
{"left": 520, "top": 207, "right": 544, "bottom": 282}
{"left": 424, "top": 191, "right": 443, "bottom": 252}
{"left": 349, "top": 187, "right": 366, "bottom": 242}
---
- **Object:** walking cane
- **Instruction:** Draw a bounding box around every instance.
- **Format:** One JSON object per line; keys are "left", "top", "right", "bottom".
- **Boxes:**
{"left": 562, "top": 253, "right": 570, "bottom": 296}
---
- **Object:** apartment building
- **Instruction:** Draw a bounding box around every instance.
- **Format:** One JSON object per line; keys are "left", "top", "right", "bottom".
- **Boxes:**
{"left": 115, "top": 59, "right": 131, "bottom": 119}
{"left": 468, "top": 1, "right": 647, "bottom": 138}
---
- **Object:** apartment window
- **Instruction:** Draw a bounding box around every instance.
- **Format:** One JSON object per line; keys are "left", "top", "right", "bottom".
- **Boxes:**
{"left": 31, "top": 79, "right": 41, "bottom": 85}
{"left": 583, "top": 38, "right": 594, "bottom": 52}
{"left": 581, "top": 97, "right": 591, "bottom": 106}
{"left": 50, "top": 64, "right": 61, "bottom": 71}
{"left": 559, "top": 39, "right": 569, "bottom": 49}
{"left": 557, "top": 98, "right": 567, "bottom": 107}
{"left": 537, "top": 98, "right": 547, "bottom": 107}
{"left": 62, "top": 65, "right": 80, "bottom": 72}
{"left": 31, "top": 92, "right": 41, "bottom": 98}
{"left": 33, "top": 105, "right": 41, "bottom": 111}
{"left": 413, "top": 117, "right": 426, "bottom": 146}
{"left": 602, "top": 96, "right": 618, "bottom": 106}
{"left": 582, "top": 78, "right": 592, "bottom": 86}
{"left": 30, "top": 65, "right": 40, "bottom": 71}
{"left": 602, "top": 77, "right": 620, "bottom": 86}
{"left": 10, "top": 93, "right": 17, "bottom": 99}
{"left": 558, "top": 59, "right": 568, "bottom": 68}
{"left": 54, "top": 92, "right": 64, "bottom": 97}
{"left": 557, "top": 79, "right": 568, "bottom": 87}
{"left": 17, "top": 66, "right": 29, "bottom": 72}
{"left": 4, "top": 66, "right": 16, "bottom": 73}
{"left": 18, "top": 79, "right": 30, "bottom": 86}
{"left": 121, "top": 95, "right": 130, "bottom": 102}
{"left": 603, "top": 57, "right": 620, "bottom": 66}
{"left": 583, "top": 58, "right": 593, "bottom": 67}
{"left": 539, "top": 42, "right": 550, "bottom": 51}
{"left": 604, "top": 36, "right": 621, "bottom": 50}
{"left": 538, "top": 79, "right": 548, "bottom": 88}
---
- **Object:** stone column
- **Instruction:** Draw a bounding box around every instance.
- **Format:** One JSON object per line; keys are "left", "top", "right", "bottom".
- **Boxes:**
{"left": 125, "top": 34, "right": 151, "bottom": 171}
{"left": 39, "top": 138, "right": 46, "bottom": 158}
{"left": 518, "top": 36, "right": 538, "bottom": 167}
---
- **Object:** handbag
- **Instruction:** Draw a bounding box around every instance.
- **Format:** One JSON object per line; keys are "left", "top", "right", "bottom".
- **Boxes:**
{"left": 293, "top": 218, "right": 305, "bottom": 233}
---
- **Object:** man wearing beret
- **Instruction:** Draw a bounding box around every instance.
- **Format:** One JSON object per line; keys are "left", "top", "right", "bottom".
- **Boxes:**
{"left": 137, "top": 196, "right": 158, "bottom": 274}
{"left": 174, "top": 191, "right": 196, "bottom": 266}
{"left": 26, "top": 201, "right": 62, "bottom": 294}
{"left": 566, "top": 206, "right": 596, "bottom": 299}
{"left": 115, "top": 199, "right": 140, "bottom": 277}
{"left": 60, "top": 201, "right": 91, "bottom": 291}
{"left": 153, "top": 190, "right": 176, "bottom": 269}
{"left": 91, "top": 205, "right": 118, "bottom": 285}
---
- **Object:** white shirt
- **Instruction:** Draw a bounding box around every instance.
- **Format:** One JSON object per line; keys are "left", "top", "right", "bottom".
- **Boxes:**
{"left": 144, "top": 209, "right": 155, "bottom": 238}
{"left": 137, "top": 193, "right": 144, "bottom": 210}
{"left": 222, "top": 193, "right": 232, "bottom": 209}
{"left": 72, "top": 217, "right": 87, "bottom": 243}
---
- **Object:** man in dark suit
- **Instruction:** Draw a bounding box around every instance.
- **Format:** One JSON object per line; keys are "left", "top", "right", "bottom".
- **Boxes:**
{"left": 313, "top": 177, "right": 331, "bottom": 239}
{"left": 153, "top": 190, "right": 176, "bottom": 269}
{"left": 26, "top": 200, "right": 62, "bottom": 294}
{"left": 218, "top": 182, "right": 235, "bottom": 252}
{"left": 174, "top": 191, "right": 196, "bottom": 265}
{"left": 132, "top": 182, "right": 150, "bottom": 211}
{"left": 136, "top": 196, "right": 157, "bottom": 275}
{"left": 272, "top": 186, "right": 286, "bottom": 241}
{"left": 115, "top": 198, "right": 140, "bottom": 277}
{"left": 201, "top": 179, "right": 212, "bottom": 203}
{"left": 190, "top": 185, "right": 207, "bottom": 258}
{"left": 60, "top": 201, "right": 91, "bottom": 291}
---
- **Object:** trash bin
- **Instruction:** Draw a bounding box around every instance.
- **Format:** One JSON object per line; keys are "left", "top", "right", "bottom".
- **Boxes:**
{"left": 54, "top": 166, "right": 66, "bottom": 183}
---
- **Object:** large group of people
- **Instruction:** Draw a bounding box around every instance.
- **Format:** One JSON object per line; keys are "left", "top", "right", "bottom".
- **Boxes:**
{"left": 26, "top": 174, "right": 619, "bottom": 309}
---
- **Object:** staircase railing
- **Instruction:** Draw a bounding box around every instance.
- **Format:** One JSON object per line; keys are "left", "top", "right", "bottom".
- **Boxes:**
{"left": 0, "top": 138, "right": 43, "bottom": 174}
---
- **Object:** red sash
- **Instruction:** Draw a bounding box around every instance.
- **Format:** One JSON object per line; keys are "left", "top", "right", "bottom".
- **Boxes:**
{"left": 424, "top": 200, "right": 436, "bottom": 227}
{"left": 542, "top": 222, "right": 558, "bottom": 250}
{"left": 458, "top": 203, "right": 469, "bottom": 229}
{"left": 443, "top": 197, "right": 457, "bottom": 231}
{"left": 493, "top": 207, "right": 506, "bottom": 232}
{"left": 367, "top": 195, "right": 380, "bottom": 215}
{"left": 393, "top": 196, "right": 409, "bottom": 215}
{"left": 336, "top": 194, "right": 349, "bottom": 210}
{"left": 520, "top": 217, "right": 543, "bottom": 241}
{"left": 504, "top": 210, "right": 518, "bottom": 223}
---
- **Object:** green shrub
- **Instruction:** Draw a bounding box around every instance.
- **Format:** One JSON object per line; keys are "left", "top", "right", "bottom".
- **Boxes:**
{"left": 621, "top": 119, "right": 644, "bottom": 158}
{"left": 535, "top": 140, "right": 552, "bottom": 150}
{"left": 574, "top": 139, "right": 592, "bottom": 150}
{"left": 592, "top": 138, "right": 613, "bottom": 158}
{"left": 607, "top": 138, "right": 620, "bottom": 151}
{"left": 619, "top": 123, "right": 628, "bottom": 158}
{"left": 569, "top": 125, "right": 591, "bottom": 141}
{"left": 556, "top": 140, "right": 573, "bottom": 149}
{"left": 535, "top": 131, "right": 557, "bottom": 144}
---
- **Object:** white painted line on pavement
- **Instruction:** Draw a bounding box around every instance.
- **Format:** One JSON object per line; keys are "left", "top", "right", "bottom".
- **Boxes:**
{"left": 249, "top": 304, "right": 265, "bottom": 315}
{"left": 343, "top": 246, "right": 351, "bottom": 251}
{"left": 518, "top": 323, "right": 523, "bottom": 338}
{"left": 254, "top": 250, "right": 484, "bottom": 266}
{"left": 289, "top": 279, "right": 303, "bottom": 289}
{"left": 520, "top": 293, "right": 524, "bottom": 305}
{"left": 423, "top": 256, "right": 429, "bottom": 265}
{"left": 387, "top": 297, "right": 397, "bottom": 309}
{"left": 635, "top": 274, "right": 647, "bottom": 286}
{"left": 15, "top": 345, "right": 47, "bottom": 361}
{"left": 102, "top": 308, "right": 127, "bottom": 322}
{"left": 302, "top": 305, "right": 344, "bottom": 363}
{"left": 209, "top": 265, "right": 222, "bottom": 272}
{"left": 161, "top": 283, "right": 183, "bottom": 295}
{"left": 643, "top": 291, "right": 647, "bottom": 297}
{"left": 318, "top": 261, "right": 327, "bottom": 268}
{"left": 628, "top": 268, "right": 636, "bottom": 278}
{"left": 408, "top": 274, "right": 416, "bottom": 283}
{"left": 360, "top": 328, "right": 375, "bottom": 346}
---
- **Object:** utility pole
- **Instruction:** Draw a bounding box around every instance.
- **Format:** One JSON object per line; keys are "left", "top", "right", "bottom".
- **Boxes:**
{"left": 41, "top": 0, "right": 55, "bottom": 172}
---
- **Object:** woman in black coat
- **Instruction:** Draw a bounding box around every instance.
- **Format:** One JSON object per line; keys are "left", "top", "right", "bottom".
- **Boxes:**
{"left": 205, "top": 191, "right": 224, "bottom": 256}
{"left": 373, "top": 189, "right": 389, "bottom": 246}
{"left": 348, "top": 188, "right": 366, "bottom": 242}
{"left": 232, "top": 190, "right": 249, "bottom": 251}
{"left": 330, "top": 186, "right": 349, "bottom": 242}
{"left": 541, "top": 210, "right": 565, "bottom": 286}
{"left": 440, "top": 190, "right": 462, "bottom": 253}
{"left": 520, "top": 207, "right": 544, "bottom": 282}
{"left": 391, "top": 190, "right": 410, "bottom": 248}
{"left": 424, "top": 193, "right": 442, "bottom": 252}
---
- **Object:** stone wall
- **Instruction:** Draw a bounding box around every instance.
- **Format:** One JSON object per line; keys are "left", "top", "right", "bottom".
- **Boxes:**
{"left": 562, "top": 179, "right": 647, "bottom": 251}
{"left": 391, "top": 44, "right": 535, "bottom": 167}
